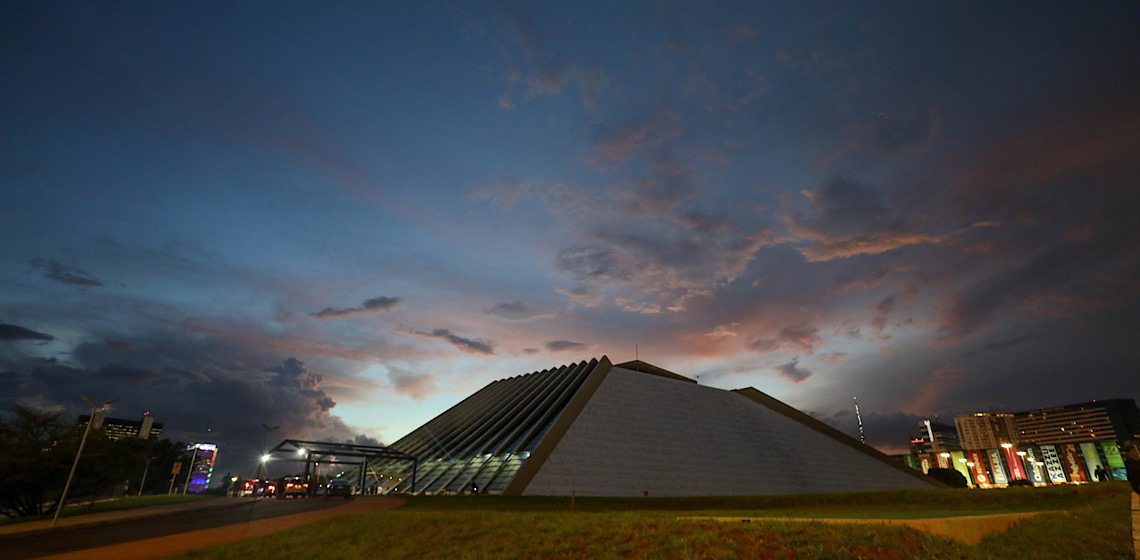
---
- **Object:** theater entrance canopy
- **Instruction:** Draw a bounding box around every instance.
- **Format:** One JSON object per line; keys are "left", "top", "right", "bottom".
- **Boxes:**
{"left": 267, "top": 439, "right": 418, "bottom": 493}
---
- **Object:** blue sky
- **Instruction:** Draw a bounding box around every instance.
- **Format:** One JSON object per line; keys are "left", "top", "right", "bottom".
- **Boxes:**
{"left": 3, "top": 1, "right": 1139, "bottom": 479}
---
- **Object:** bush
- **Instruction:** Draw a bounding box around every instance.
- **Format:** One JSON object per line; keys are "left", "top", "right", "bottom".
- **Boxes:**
{"left": 925, "top": 467, "right": 968, "bottom": 488}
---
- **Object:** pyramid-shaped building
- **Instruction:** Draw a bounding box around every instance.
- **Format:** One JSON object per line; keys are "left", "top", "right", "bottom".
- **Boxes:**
{"left": 371, "top": 357, "right": 935, "bottom": 496}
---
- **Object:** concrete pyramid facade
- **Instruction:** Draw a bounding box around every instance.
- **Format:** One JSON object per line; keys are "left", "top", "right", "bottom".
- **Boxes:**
{"left": 377, "top": 356, "right": 935, "bottom": 496}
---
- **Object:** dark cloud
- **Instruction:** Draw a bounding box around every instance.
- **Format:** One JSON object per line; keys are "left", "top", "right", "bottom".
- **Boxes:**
{"left": 584, "top": 107, "right": 681, "bottom": 166}
{"left": 785, "top": 177, "right": 1002, "bottom": 262}
{"left": 414, "top": 329, "right": 495, "bottom": 355}
{"left": 348, "top": 434, "right": 381, "bottom": 446}
{"left": 555, "top": 212, "right": 768, "bottom": 312}
{"left": 0, "top": 344, "right": 364, "bottom": 482}
{"left": 775, "top": 359, "right": 812, "bottom": 383}
{"left": 818, "top": 409, "right": 929, "bottom": 455}
{"left": 747, "top": 325, "right": 822, "bottom": 355}
{"left": 31, "top": 259, "right": 103, "bottom": 286}
{"left": 545, "top": 340, "right": 586, "bottom": 352}
{"left": 957, "top": 337, "right": 1030, "bottom": 360}
{"left": 310, "top": 296, "right": 403, "bottom": 320}
{"left": 934, "top": 239, "right": 1119, "bottom": 345}
{"left": 558, "top": 245, "right": 621, "bottom": 281}
{"left": 485, "top": 301, "right": 555, "bottom": 322}
{"left": 0, "top": 323, "right": 54, "bottom": 341}
{"left": 801, "top": 178, "right": 888, "bottom": 236}
{"left": 495, "top": 5, "right": 603, "bottom": 108}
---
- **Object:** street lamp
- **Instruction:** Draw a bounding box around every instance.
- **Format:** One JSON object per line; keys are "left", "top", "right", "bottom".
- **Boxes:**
{"left": 52, "top": 396, "right": 116, "bottom": 527}
{"left": 958, "top": 457, "right": 973, "bottom": 487}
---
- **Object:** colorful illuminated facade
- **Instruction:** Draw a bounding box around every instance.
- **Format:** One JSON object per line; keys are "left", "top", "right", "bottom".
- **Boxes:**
{"left": 186, "top": 442, "right": 219, "bottom": 493}
{"left": 906, "top": 399, "right": 1138, "bottom": 486}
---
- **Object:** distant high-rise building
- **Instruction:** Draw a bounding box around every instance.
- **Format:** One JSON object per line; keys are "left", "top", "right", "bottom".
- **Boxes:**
{"left": 909, "top": 420, "right": 960, "bottom": 455}
{"left": 954, "top": 412, "right": 1018, "bottom": 450}
{"left": 78, "top": 411, "right": 163, "bottom": 441}
{"left": 1013, "top": 399, "right": 1140, "bottom": 445}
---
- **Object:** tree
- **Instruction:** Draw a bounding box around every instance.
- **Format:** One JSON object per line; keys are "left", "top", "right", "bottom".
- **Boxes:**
{"left": 0, "top": 404, "right": 186, "bottom": 518}
{"left": 0, "top": 405, "right": 73, "bottom": 517}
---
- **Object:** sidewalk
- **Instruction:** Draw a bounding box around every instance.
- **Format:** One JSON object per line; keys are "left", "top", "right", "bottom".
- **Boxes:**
{"left": 0, "top": 497, "right": 249, "bottom": 537}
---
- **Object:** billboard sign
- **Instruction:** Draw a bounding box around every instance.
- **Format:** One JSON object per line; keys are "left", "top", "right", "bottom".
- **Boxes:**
{"left": 1079, "top": 442, "right": 1105, "bottom": 480}
{"left": 1003, "top": 447, "right": 1027, "bottom": 480}
{"left": 967, "top": 450, "right": 990, "bottom": 485}
{"left": 1061, "top": 444, "right": 1088, "bottom": 483}
{"left": 1102, "top": 442, "right": 1126, "bottom": 481}
{"left": 987, "top": 449, "right": 1009, "bottom": 485}
{"left": 1024, "top": 448, "right": 1045, "bottom": 484}
{"left": 1040, "top": 445, "right": 1068, "bottom": 483}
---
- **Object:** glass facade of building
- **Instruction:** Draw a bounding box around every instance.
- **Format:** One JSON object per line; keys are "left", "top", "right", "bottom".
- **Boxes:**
{"left": 373, "top": 359, "right": 600, "bottom": 494}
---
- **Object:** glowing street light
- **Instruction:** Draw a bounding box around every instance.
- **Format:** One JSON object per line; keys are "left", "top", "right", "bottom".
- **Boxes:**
{"left": 53, "top": 396, "right": 116, "bottom": 527}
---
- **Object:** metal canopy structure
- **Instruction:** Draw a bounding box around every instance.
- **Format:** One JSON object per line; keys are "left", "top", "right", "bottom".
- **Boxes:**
{"left": 266, "top": 439, "right": 418, "bottom": 494}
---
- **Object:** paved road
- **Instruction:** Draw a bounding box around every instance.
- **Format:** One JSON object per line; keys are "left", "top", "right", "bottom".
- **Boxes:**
{"left": 1, "top": 498, "right": 347, "bottom": 560}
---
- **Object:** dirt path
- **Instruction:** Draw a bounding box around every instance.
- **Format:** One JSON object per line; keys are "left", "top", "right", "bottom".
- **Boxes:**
{"left": 32, "top": 497, "right": 405, "bottom": 560}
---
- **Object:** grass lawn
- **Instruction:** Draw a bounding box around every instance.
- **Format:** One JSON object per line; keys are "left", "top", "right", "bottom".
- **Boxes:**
{"left": 1, "top": 494, "right": 212, "bottom": 525}
{"left": 170, "top": 483, "right": 1134, "bottom": 560}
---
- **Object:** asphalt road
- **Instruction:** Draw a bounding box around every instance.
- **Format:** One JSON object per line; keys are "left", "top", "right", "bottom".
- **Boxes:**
{"left": 1, "top": 498, "right": 345, "bottom": 560}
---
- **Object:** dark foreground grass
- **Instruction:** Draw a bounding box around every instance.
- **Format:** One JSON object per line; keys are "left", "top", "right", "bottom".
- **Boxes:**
{"left": 2, "top": 494, "right": 211, "bottom": 525}
{"left": 170, "top": 483, "right": 1134, "bottom": 560}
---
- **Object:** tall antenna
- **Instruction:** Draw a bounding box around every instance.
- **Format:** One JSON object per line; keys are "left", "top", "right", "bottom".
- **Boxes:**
{"left": 635, "top": 344, "right": 639, "bottom": 361}
{"left": 853, "top": 396, "right": 866, "bottom": 445}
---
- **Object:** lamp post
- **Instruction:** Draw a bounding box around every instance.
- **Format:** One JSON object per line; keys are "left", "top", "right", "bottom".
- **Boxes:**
{"left": 52, "top": 396, "right": 116, "bottom": 527}
{"left": 182, "top": 444, "right": 200, "bottom": 494}
{"left": 255, "top": 453, "right": 271, "bottom": 481}
{"left": 256, "top": 424, "right": 280, "bottom": 480}
{"left": 958, "top": 457, "right": 973, "bottom": 487}
{"left": 1015, "top": 450, "right": 1029, "bottom": 484}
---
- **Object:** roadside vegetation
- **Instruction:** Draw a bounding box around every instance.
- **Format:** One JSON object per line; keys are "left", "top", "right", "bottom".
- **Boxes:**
{"left": 171, "top": 482, "right": 1134, "bottom": 560}
{"left": 0, "top": 404, "right": 190, "bottom": 519}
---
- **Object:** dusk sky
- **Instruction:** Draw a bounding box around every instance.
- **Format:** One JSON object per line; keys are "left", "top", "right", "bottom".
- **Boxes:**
{"left": 3, "top": 2, "right": 1139, "bottom": 480}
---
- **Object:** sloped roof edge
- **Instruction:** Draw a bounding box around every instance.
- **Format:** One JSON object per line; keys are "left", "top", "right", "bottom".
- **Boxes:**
{"left": 504, "top": 356, "right": 614, "bottom": 495}
{"left": 732, "top": 387, "right": 940, "bottom": 487}
{"left": 614, "top": 359, "right": 697, "bottom": 384}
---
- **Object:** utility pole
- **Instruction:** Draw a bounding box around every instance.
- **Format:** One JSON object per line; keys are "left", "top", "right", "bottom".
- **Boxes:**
{"left": 53, "top": 396, "right": 116, "bottom": 527}
{"left": 182, "top": 444, "right": 199, "bottom": 494}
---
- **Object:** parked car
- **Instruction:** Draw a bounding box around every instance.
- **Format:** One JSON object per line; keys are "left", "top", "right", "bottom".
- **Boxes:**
{"left": 279, "top": 476, "right": 309, "bottom": 498}
{"left": 325, "top": 478, "right": 353, "bottom": 499}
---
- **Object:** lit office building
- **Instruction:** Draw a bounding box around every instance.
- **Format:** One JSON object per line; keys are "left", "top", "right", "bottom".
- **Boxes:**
{"left": 77, "top": 411, "right": 163, "bottom": 441}
{"left": 1013, "top": 399, "right": 1140, "bottom": 445}
{"left": 909, "top": 420, "right": 960, "bottom": 455}
{"left": 954, "top": 412, "right": 1018, "bottom": 450}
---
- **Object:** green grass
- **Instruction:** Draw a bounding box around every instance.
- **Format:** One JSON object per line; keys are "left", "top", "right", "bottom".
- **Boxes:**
{"left": 1, "top": 494, "right": 212, "bottom": 525}
{"left": 168, "top": 483, "right": 1135, "bottom": 560}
